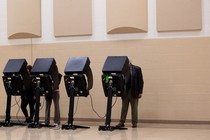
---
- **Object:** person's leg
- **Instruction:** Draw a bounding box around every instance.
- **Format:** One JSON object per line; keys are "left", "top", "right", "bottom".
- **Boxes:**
{"left": 45, "top": 97, "right": 52, "bottom": 124}
{"left": 120, "top": 97, "right": 130, "bottom": 123}
{"left": 53, "top": 92, "right": 60, "bottom": 125}
{"left": 28, "top": 98, "right": 35, "bottom": 121}
{"left": 116, "top": 96, "right": 130, "bottom": 127}
{"left": 130, "top": 97, "right": 139, "bottom": 127}
{"left": 21, "top": 97, "right": 29, "bottom": 120}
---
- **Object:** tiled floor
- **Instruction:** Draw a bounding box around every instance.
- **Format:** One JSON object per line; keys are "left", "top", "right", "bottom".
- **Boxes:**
{"left": 0, "top": 122, "right": 210, "bottom": 140}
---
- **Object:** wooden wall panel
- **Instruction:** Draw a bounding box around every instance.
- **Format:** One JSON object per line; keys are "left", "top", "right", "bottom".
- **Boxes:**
{"left": 54, "top": 0, "right": 92, "bottom": 37}
{"left": 7, "top": 0, "right": 41, "bottom": 39}
{"left": 156, "top": 0, "right": 202, "bottom": 32}
{"left": 107, "top": 0, "right": 148, "bottom": 34}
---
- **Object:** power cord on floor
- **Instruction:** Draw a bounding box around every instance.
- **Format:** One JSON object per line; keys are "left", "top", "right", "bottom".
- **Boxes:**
{"left": 89, "top": 94, "right": 105, "bottom": 119}
{"left": 89, "top": 94, "right": 118, "bottom": 119}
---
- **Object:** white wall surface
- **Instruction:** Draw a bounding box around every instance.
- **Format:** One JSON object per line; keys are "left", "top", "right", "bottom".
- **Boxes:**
{"left": 0, "top": 0, "right": 210, "bottom": 45}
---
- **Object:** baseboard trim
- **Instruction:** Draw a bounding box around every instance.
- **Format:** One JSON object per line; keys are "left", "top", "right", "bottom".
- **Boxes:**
{"left": 1, "top": 115, "right": 210, "bottom": 125}
{"left": 62, "top": 118, "right": 210, "bottom": 125}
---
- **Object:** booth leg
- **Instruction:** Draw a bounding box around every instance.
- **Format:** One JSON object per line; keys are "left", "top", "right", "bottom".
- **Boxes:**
{"left": 99, "top": 86, "right": 127, "bottom": 131}
{"left": 4, "top": 94, "right": 12, "bottom": 126}
{"left": 62, "top": 86, "right": 90, "bottom": 130}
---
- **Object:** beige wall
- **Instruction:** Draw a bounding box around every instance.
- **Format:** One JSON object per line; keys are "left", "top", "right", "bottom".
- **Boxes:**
{"left": 0, "top": 37, "right": 210, "bottom": 122}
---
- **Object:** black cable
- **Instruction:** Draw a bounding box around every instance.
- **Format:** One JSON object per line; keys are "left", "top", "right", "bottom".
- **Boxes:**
{"left": 14, "top": 96, "right": 23, "bottom": 124}
{"left": 11, "top": 96, "right": 20, "bottom": 108}
{"left": 89, "top": 94, "right": 119, "bottom": 119}
{"left": 39, "top": 97, "right": 45, "bottom": 111}
{"left": 112, "top": 96, "right": 118, "bottom": 108}
{"left": 73, "top": 97, "right": 79, "bottom": 116}
{"left": 89, "top": 94, "right": 106, "bottom": 119}
{"left": 30, "top": 38, "right": 33, "bottom": 64}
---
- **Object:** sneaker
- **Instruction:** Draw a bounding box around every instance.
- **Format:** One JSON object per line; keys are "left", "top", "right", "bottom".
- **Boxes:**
{"left": 54, "top": 123, "right": 58, "bottom": 126}
{"left": 116, "top": 122, "right": 125, "bottom": 128}
{"left": 52, "top": 123, "right": 61, "bottom": 130}
{"left": 54, "top": 123, "right": 60, "bottom": 127}
{"left": 41, "top": 122, "right": 50, "bottom": 125}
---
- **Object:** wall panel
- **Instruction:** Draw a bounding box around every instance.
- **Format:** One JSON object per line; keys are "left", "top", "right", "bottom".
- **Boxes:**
{"left": 7, "top": 0, "right": 41, "bottom": 39}
{"left": 54, "top": 0, "right": 92, "bottom": 37}
{"left": 107, "top": 0, "right": 148, "bottom": 34}
{"left": 156, "top": 0, "right": 202, "bottom": 32}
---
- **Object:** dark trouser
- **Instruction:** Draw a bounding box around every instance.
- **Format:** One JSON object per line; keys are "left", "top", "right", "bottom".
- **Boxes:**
{"left": 21, "top": 96, "right": 35, "bottom": 119}
{"left": 45, "top": 92, "right": 60, "bottom": 124}
{"left": 120, "top": 91, "right": 139, "bottom": 124}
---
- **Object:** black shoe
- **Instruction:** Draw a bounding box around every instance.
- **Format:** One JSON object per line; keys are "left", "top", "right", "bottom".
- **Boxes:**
{"left": 27, "top": 118, "right": 33, "bottom": 123}
{"left": 116, "top": 122, "right": 125, "bottom": 128}
{"left": 24, "top": 117, "right": 30, "bottom": 123}
{"left": 132, "top": 123, "right": 137, "bottom": 128}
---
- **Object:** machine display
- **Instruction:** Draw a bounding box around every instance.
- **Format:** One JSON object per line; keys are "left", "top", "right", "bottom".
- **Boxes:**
{"left": 2, "top": 59, "right": 30, "bottom": 126}
{"left": 28, "top": 58, "right": 60, "bottom": 128}
{"left": 62, "top": 57, "right": 93, "bottom": 130}
{"left": 99, "top": 56, "right": 129, "bottom": 131}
